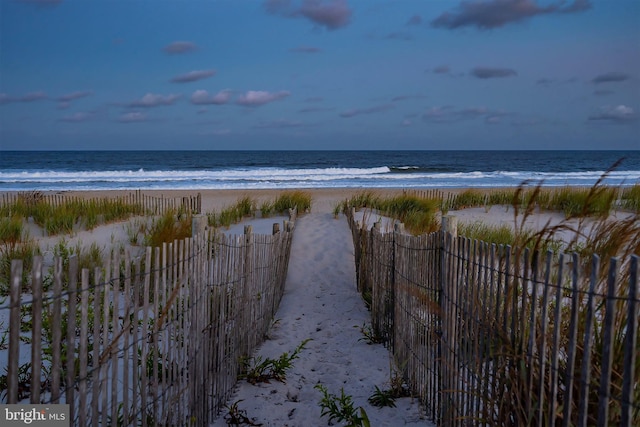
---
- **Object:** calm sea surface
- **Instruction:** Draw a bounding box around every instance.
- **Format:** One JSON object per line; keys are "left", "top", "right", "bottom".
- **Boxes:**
{"left": 1, "top": 151, "right": 639, "bottom": 192}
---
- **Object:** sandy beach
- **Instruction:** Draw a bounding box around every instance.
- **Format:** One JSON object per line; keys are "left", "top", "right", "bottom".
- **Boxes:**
{"left": 4, "top": 187, "right": 635, "bottom": 425}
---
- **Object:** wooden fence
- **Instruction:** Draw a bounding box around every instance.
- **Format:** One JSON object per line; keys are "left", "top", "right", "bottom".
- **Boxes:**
{"left": 347, "top": 209, "right": 639, "bottom": 426}
{"left": 1, "top": 222, "right": 293, "bottom": 426}
{"left": 0, "top": 190, "right": 202, "bottom": 215}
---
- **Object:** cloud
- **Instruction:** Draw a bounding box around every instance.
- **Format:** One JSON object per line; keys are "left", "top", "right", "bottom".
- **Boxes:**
{"left": 190, "top": 89, "right": 233, "bottom": 105}
{"left": 57, "top": 90, "right": 93, "bottom": 102}
{"left": 471, "top": 67, "right": 517, "bottom": 79}
{"left": 339, "top": 103, "right": 394, "bottom": 118}
{"left": 265, "top": 0, "right": 352, "bottom": 30}
{"left": 432, "top": 0, "right": 592, "bottom": 30}
{"left": 59, "top": 112, "right": 94, "bottom": 122}
{"left": 162, "top": 41, "right": 197, "bottom": 55}
{"left": 237, "top": 90, "right": 290, "bottom": 107}
{"left": 423, "top": 106, "right": 508, "bottom": 123}
{"left": 118, "top": 112, "right": 148, "bottom": 123}
{"left": 128, "top": 93, "right": 181, "bottom": 108}
{"left": 170, "top": 69, "right": 216, "bottom": 83}
{"left": 289, "top": 46, "right": 322, "bottom": 53}
{"left": 591, "top": 72, "right": 630, "bottom": 84}
{"left": 433, "top": 65, "right": 451, "bottom": 75}
{"left": 406, "top": 14, "right": 422, "bottom": 26}
{"left": 588, "top": 105, "right": 637, "bottom": 124}
{"left": 0, "top": 91, "right": 47, "bottom": 104}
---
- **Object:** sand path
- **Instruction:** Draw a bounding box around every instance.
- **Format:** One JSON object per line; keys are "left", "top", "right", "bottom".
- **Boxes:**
{"left": 210, "top": 212, "right": 431, "bottom": 427}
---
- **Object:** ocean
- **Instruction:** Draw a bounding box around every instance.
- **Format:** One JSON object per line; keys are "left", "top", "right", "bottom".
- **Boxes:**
{"left": 0, "top": 150, "right": 639, "bottom": 192}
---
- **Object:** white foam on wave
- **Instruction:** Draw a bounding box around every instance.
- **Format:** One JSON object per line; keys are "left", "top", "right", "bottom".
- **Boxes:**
{"left": 0, "top": 167, "right": 638, "bottom": 191}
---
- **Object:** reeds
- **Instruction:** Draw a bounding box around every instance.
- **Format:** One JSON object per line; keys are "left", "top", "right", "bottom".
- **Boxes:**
{"left": 342, "top": 191, "right": 440, "bottom": 235}
{"left": 207, "top": 191, "right": 312, "bottom": 228}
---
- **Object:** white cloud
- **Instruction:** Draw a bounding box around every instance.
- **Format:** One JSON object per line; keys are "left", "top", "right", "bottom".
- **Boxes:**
{"left": 118, "top": 112, "right": 148, "bottom": 123}
{"left": 190, "top": 89, "right": 232, "bottom": 105}
{"left": 588, "top": 105, "right": 637, "bottom": 123}
{"left": 236, "top": 90, "right": 290, "bottom": 107}
{"left": 128, "top": 93, "right": 181, "bottom": 108}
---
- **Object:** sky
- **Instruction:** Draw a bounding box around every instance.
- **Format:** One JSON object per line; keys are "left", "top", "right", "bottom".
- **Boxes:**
{"left": 0, "top": 0, "right": 639, "bottom": 151}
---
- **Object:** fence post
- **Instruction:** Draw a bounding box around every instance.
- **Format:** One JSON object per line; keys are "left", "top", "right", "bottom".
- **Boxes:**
{"left": 192, "top": 214, "right": 208, "bottom": 236}
{"left": 7, "top": 260, "right": 22, "bottom": 404}
{"left": 439, "top": 215, "right": 457, "bottom": 423}
{"left": 441, "top": 215, "right": 458, "bottom": 237}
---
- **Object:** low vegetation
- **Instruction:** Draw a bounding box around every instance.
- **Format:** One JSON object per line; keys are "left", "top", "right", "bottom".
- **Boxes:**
{"left": 340, "top": 192, "right": 440, "bottom": 234}
{"left": 315, "top": 384, "right": 370, "bottom": 427}
{"left": 238, "top": 339, "right": 311, "bottom": 385}
{"left": 0, "top": 192, "right": 146, "bottom": 236}
{"left": 207, "top": 191, "right": 312, "bottom": 228}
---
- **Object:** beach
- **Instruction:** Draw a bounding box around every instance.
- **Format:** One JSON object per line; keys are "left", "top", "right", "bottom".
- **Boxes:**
{"left": 3, "top": 187, "right": 636, "bottom": 425}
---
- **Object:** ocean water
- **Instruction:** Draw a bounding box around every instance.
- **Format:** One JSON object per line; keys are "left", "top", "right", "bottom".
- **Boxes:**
{"left": 0, "top": 150, "right": 639, "bottom": 192}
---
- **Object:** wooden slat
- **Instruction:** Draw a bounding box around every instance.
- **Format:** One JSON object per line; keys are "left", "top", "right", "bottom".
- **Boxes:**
{"left": 562, "top": 253, "right": 580, "bottom": 427}
{"left": 51, "top": 257, "right": 63, "bottom": 403}
{"left": 30, "top": 256, "right": 43, "bottom": 404}
{"left": 78, "top": 268, "right": 90, "bottom": 427}
{"left": 66, "top": 256, "right": 78, "bottom": 420}
{"left": 110, "top": 252, "right": 120, "bottom": 425}
{"left": 597, "top": 257, "right": 618, "bottom": 426}
{"left": 8, "top": 260, "right": 22, "bottom": 404}
{"left": 577, "top": 256, "right": 599, "bottom": 427}
{"left": 620, "top": 255, "right": 638, "bottom": 427}
{"left": 91, "top": 267, "right": 102, "bottom": 427}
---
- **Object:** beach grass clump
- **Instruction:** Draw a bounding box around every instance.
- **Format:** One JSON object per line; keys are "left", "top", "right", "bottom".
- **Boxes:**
{"left": 544, "top": 186, "right": 616, "bottom": 218}
{"left": 0, "top": 215, "right": 38, "bottom": 293}
{"left": 0, "top": 216, "right": 24, "bottom": 246}
{"left": 446, "top": 189, "right": 487, "bottom": 210}
{"left": 272, "top": 190, "right": 312, "bottom": 213}
{"left": 459, "top": 221, "right": 517, "bottom": 247}
{"left": 346, "top": 192, "right": 440, "bottom": 235}
{"left": 0, "top": 240, "right": 40, "bottom": 294}
{"left": 259, "top": 200, "right": 275, "bottom": 217}
{"left": 47, "top": 239, "right": 104, "bottom": 285}
{"left": 144, "top": 209, "right": 192, "bottom": 247}
{"left": 620, "top": 184, "right": 640, "bottom": 212}
{"left": 0, "top": 195, "right": 146, "bottom": 236}
{"left": 207, "top": 197, "right": 257, "bottom": 228}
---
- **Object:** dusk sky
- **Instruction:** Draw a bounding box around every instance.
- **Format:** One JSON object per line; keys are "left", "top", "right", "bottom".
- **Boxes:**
{"left": 0, "top": 0, "right": 639, "bottom": 151}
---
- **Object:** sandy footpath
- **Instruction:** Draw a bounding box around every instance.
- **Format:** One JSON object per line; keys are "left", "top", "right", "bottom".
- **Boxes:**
{"left": 209, "top": 211, "right": 432, "bottom": 427}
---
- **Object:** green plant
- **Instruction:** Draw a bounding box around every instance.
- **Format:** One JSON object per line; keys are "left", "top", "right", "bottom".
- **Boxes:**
{"left": 367, "top": 385, "right": 396, "bottom": 408}
{"left": 358, "top": 323, "right": 384, "bottom": 345}
{"left": 315, "top": 384, "right": 370, "bottom": 427}
{"left": 0, "top": 239, "right": 40, "bottom": 294}
{"left": 272, "top": 191, "right": 312, "bottom": 213}
{"left": 223, "top": 400, "right": 262, "bottom": 426}
{"left": 239, "top": 339, "right": 311, "bottom": 384}
{"left": 143, "top": 209, "right": 192, "bottom": 247}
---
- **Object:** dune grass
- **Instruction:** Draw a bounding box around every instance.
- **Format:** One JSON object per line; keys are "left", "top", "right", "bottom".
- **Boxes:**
{"left": 143, "top": 209, "right": 192, "bottom": 248}
{"left": 0, "top": 195, "right": 146, "bottom": 236}
{"left": 341, "top": 191, "right": 440, "bottom": 235}
{"left": 207, "top": 191, "right": 312, "bottom": 228}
